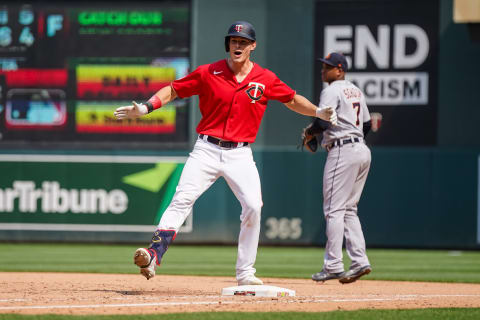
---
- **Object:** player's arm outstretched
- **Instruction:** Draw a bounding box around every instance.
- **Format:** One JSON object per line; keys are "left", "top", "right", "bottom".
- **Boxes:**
{"left": 114, "top": 85, "right": 178, "bottom": 119}
{"left": 284, "top": 94, "right": 337, "bottom": 125}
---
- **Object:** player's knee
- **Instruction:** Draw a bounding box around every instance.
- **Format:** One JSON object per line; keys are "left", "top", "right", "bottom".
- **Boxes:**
{"left": 241, "top": 199, "right": 262, "bottom": 222}
{"left": 246, "top": 197, "right": 263, "bottom": 211}
{"left": 170, "top": 191, "right": 198, "bottom": 209}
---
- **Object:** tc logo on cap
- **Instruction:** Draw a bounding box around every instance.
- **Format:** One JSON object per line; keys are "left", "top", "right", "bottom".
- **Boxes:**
{"left": 235, "top": 24, "right": 243, "bottom": 32}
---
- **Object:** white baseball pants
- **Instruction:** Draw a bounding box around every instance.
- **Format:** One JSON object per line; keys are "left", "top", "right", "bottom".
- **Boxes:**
{"left": 322, "top": 141, "right": 371, "bottom": 273}
{"left": 157, "top": 136, "right": 263, "bottom": 281}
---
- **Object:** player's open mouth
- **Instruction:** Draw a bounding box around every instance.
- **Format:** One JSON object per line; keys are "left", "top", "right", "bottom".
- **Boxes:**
{"left": 234, "top": 50, "right": 242, "bottom": 57}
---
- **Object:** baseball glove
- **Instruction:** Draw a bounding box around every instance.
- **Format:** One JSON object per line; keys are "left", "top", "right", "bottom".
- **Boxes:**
{"left": 300, "top": 118, "right": 331, "bottom": 153}
{"left": 301, "top": 125, "right": 319, "bottom": 153}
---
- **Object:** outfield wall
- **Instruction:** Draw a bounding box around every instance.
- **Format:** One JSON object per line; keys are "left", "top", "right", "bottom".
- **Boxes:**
{"left": 0, "top": 148, "right": 478, "bottom": 249}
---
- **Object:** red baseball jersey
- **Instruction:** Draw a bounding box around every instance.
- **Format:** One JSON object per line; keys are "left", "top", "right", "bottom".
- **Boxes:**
{"left": 172, "top": 59, "right": 295, "bottom": 143}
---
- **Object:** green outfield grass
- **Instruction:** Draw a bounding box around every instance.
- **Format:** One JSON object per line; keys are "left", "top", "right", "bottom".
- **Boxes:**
{"left": 0, "top": 243, "right": 479, "bottom": 283}
{"left": 1, "top": 309, "right": 480, "bottom": 320}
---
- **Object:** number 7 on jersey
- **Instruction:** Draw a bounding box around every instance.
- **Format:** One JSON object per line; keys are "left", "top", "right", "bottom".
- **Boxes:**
{"left": 352, "top": 102, "right": 360, "bottom": 126}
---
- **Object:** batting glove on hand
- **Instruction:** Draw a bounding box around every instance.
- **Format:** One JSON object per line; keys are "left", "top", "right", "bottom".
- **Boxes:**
{"left": 114, "top": 101, "right": 148, "bottom": 119}
{"left": 316, "top": 106, "right": 337, "bottom": 126}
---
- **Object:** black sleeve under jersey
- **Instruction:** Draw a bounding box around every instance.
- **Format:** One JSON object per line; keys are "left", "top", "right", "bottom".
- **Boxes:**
{"left": 363, "top": 120, "right": 372, "bottom": 137}
{"left": 306, "top": 118, "right": 331, "bottom": 135}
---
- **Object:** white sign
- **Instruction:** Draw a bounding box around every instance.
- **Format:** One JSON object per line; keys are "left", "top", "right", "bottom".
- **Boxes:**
{"left": 346, "top": 72, "right": 428, "bottom": 105}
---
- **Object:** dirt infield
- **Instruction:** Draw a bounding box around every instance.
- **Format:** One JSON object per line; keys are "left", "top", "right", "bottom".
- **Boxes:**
{"left": 1, "top": 272, "right": 480, "bottom": 315}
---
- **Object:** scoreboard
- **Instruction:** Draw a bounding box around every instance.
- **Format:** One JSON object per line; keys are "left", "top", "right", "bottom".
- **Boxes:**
{"left": 0, "top": 1, "right": 190, "bottom": 148}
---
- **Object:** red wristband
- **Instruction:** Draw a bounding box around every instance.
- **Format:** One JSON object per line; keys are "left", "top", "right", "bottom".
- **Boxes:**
{"left": 147, "top": 95, "right": 162, "bottom": 111}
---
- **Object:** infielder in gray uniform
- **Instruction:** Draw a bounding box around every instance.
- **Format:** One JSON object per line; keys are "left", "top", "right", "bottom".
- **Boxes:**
{"left": 302, "top": 52, "right": 372, "bottom": 284}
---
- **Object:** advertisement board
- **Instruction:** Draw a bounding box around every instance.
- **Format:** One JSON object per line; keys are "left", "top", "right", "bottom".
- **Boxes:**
{"left": 76, "top": 65, "right": 176, "bottom": 100}
{"left": 315, "top": 0, "right": 439, "bottom": 145}
{"left": 0, "top": 154, "right": 191, "bottom": 234}
{"left": 75, "top": 103, "right": 177, "bottom": 134}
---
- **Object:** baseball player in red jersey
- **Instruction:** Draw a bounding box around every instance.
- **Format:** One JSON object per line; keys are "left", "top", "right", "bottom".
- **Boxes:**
{"left": 114, "top": 21, "right": 336, "bottom": 286}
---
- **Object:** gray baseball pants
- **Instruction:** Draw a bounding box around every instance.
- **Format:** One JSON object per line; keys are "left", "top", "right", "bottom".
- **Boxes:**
{"left": 322, "top": 141, "right": 371, "bottom": 273}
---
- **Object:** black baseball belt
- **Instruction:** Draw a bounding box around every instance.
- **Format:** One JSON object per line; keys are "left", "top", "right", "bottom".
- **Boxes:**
{"left": 326, "top": 137, "right": 361, "bottom": 151}
{"left": 199, "top": 134, "right": 248, "bottom": 149}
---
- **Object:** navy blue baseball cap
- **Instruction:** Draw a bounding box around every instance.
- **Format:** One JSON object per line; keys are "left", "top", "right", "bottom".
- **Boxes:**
{"left": 318, "top": 52, "right": 348, "bottom": 71}
{"left": 225, "top": 21, "right": 256, "bottom": 52}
